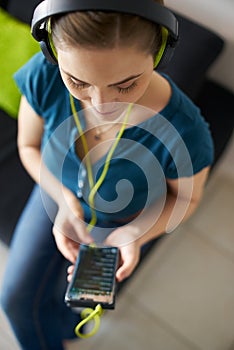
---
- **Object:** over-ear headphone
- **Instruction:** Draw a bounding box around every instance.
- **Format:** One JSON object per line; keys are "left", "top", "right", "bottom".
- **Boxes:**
{"left": 31, "top": 0, "right": 179, "bottom": 68}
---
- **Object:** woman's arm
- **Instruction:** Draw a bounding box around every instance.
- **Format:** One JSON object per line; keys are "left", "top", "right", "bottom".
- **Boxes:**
{"left": 17, "top": 96, "right": 93, "bottom": 261}
{"left": 105, "top": 166, "right": 210, "bottom": 281}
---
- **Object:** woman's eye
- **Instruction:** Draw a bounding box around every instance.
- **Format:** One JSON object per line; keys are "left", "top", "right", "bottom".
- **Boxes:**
{"left": 67, "top": 77, "right": 89, "bottom": 90}
{"left": 117, "top": 81, "right": 137, "bottom": 94}
{"left": 67, "top": 76, "right": 137, "bottom": 93}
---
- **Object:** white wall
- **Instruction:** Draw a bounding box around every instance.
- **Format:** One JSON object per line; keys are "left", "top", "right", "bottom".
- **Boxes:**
{"left": 165, "top": 0, "right": 234, "bottom": 93}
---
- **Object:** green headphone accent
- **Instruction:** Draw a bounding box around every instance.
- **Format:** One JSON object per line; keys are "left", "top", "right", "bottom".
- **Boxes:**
{"left": 154, "top": 27, "right": 168, "bottom": 68}
{"left": 47, "top": 18, "right": 57, "bottom": 60}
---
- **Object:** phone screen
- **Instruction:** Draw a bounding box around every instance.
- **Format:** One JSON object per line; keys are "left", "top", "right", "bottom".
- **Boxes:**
{"left": 65, "top": 244, "right": 119, "bottom": 309}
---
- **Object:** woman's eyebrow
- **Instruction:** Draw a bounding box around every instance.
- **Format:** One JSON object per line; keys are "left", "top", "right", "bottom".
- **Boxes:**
{"left": 61, "top": 68, "right": 144, "bottom": 86}
{"left": 108, "top": 73, "right": 144, "bottom": 86}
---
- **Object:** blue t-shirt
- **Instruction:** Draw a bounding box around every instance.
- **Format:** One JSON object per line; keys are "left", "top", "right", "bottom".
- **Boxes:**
{"left": 14, "top": 52, "right": 214, "bottom": 230}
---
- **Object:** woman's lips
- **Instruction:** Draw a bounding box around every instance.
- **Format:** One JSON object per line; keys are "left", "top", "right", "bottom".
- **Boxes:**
{"left": 93, "top": 106, "right": 119, "bottom": 116}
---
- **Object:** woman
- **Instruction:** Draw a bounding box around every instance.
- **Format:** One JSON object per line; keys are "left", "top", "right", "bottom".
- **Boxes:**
{"left": 1, "top": 0, "right": 213, "bottom": 349}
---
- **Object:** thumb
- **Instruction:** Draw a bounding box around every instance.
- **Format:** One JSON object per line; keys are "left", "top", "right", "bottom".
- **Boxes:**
{"left": 116, "top": 259, "right": 135, "bottom": 282}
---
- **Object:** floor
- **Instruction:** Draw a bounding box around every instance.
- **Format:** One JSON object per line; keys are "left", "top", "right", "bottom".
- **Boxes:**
{"left": 0, "top": 133, "right": 234, "bottom": 350}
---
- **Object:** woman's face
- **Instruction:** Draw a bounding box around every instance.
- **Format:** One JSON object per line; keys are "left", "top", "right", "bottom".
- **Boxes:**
{"left": 58, "top": 45, "right": 154, "bottom": 115}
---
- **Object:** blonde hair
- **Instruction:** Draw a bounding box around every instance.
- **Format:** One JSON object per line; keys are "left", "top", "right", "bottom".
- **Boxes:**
{"left": 51, "top": 0, "right": 165, "bottom": 59}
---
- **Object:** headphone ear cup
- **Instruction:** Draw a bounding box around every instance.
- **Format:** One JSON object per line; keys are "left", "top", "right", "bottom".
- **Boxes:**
{"left": 156, "top": 44, "right": 176, "bottom": 69}
{"left": 40, "top": 39, "right": 58, "bottom": 65}
{"left": 154, "top": 27, "right": 177, "bottom": 70}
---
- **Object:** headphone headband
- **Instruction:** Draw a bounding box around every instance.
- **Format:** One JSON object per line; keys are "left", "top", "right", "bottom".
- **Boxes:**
{"left": 31, "top": 0, "right": 178, "bottom": 43}
{"left": 31, "top": 0, "right": 179, "bottom": 67}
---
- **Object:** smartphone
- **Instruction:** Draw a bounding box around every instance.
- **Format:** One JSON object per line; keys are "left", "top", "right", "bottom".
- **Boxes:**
{"left": 65, "top": 244, "right": 119, "bottom": 309}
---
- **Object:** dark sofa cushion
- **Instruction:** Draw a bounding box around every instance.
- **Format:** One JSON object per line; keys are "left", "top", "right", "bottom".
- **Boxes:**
{"left": 160, "top": 13, "right": 224, "bottom": 100}
{"left": 0, "top": 110, "right": 34, "bottom": 245}
{"left": 2, "top": 0, "right": 41, "bottom": 23}
{"left": 196, "top": 80, "right": 234, "bottom": 167}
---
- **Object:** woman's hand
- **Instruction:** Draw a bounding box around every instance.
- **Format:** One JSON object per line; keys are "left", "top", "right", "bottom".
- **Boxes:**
{"left": 53, "top": 231, "right": 80, "bottom": 264}
{"left": 104, "top": 226, "right": 141, "bottom": 282}
{"left": 53, "top": 188, "right": 93, "bottom": 263}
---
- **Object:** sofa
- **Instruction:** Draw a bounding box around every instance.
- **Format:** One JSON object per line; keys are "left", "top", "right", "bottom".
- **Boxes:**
{"left": 0, "top": 0, "right": 233, "bottom": 247}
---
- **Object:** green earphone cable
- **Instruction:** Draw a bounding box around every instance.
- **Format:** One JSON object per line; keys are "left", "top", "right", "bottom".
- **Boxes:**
{"left": 74, "top": 304, "right": 103, "bottom": 339}
{"left": 70, "top": 94, "right": 97, "bottom": 230}
{"left": 70, "top": 99, "right": 133, "bottom": 338}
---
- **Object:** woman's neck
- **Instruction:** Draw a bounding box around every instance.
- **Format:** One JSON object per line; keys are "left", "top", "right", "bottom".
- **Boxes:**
{"left": 137, "top": 71, "right": 172, "bottom": 114}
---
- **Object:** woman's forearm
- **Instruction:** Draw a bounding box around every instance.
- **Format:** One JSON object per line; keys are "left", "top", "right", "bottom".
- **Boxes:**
{"left": 129, "top": 167, "right": 210, "bottom": 248}
{"left": 136, "top": 191, "right": 199, "bottom": 247}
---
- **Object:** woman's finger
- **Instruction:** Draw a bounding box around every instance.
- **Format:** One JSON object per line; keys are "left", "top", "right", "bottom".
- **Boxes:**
{"left": 53, "top": 226, "right": 78, "bottom": 263}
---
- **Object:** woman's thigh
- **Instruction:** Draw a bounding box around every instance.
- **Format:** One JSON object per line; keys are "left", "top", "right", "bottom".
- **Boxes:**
{"left": 1, "top": 186, "right": 59, "bottom": 301}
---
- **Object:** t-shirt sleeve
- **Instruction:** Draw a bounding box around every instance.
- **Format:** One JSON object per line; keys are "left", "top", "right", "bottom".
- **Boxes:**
{"left": 165, "top": 112, "right": 214, "bottom": 179}
{"left": 14, "top": 52, "right": 54, "bottom": 116}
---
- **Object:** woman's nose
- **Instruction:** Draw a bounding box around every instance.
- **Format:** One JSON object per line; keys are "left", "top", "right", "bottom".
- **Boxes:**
{"left": 90, "top": 87, "right": 115, "bottom": 107}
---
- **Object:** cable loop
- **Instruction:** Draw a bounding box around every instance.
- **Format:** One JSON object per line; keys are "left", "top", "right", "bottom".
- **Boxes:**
{"left": 75, "top": 304, "right": 103, "bottom": 339}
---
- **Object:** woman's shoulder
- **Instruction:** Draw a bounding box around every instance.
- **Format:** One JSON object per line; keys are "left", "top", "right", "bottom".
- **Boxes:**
{"left": 14, "top": 52, "right": 66, "bottom": 116}
{"left": 15, "top": 52, "right": 53, "bottom": 75}
{"left": 14, "top": 52, "right": 60, "bottom": 92}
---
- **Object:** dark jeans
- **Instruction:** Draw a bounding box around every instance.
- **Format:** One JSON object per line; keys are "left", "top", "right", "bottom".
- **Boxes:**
{"left": 0, "top": 186, "right": 81, "bottom": 350}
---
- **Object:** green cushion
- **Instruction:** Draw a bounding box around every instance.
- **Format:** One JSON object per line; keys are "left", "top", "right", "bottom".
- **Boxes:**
{"left": 0, "top": 8, "right": 40, "bottom": 118}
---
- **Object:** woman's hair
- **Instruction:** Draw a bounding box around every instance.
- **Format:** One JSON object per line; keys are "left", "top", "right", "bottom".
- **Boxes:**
{"left": 51, "top": 0, "right": 165, "bottom": 60}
